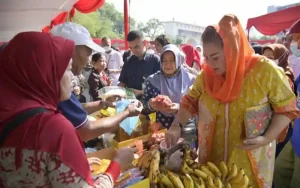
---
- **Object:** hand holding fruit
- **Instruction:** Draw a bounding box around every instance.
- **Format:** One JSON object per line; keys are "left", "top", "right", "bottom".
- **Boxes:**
{"left": 126, "top": 100, "right": 143, "bottom": 117}
{"left": 149, "top": 95, "right": 176, "bottom": 113}
{"left": 160, "top": 103, "right": 179, "bottom": 114}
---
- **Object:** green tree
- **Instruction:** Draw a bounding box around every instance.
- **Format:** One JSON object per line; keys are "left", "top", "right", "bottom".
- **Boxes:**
{"left": 98, "top": 2, "right": 136, "bottom": 37}
{"left": 138, "top": 18, "right": 164, "bottom": 40}
{"left": 72, "top": 10, "right": 118, "bottom": 38}
{"left": 174, "top": 36, "right": 183, "bottom": 45}
{"left": 72, "top": 2, "right": 137, "bottom": 39}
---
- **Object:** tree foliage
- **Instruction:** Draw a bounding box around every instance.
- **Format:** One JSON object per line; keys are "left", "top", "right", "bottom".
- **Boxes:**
{"left": 72, "top": 2, "right": 136, "bottom": 39}
{"left": 138, "top": 18, "right": 164, "bottom": 40}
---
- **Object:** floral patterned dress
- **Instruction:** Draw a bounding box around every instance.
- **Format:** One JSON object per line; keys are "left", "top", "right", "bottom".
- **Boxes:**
{"left": 0, "top": 113, "right": 120, "bottom": 188}
{"left": 181, "top": 58, "right": 299, "bottom": 188}
{"left": 0, "top": 149, "right": 114, "bottom": 188}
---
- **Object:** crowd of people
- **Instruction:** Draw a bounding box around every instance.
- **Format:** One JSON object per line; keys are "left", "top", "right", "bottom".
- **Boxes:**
{"left": 0, "top": 13, "right": 299, "bottom": 188}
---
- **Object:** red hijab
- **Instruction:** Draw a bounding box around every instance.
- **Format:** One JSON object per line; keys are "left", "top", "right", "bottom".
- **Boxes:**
{"left": 0, "top": 32, "right": 74, "bottom": 122}
{"left": 0, "top": 32, "right": 95, "bottom": 184}
{"left": 181, "top": 44, "right": 201, "bottom": 68}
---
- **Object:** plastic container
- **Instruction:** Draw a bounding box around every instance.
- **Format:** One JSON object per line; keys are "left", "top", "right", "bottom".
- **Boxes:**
{"left": 98, "top": 86, "right": 136, "bottom": 100}
{"left": 98, "top": 86, "right": 127, "bottom": 99}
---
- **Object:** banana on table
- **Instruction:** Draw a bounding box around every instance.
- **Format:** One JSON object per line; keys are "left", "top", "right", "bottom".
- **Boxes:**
{"left": 135, "top": 146, "right": 252, "bottom": 188}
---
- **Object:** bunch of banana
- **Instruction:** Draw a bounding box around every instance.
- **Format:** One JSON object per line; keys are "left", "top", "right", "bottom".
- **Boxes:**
{"left": 148, "top": 150, "right": 160, "bottom": 185}
{"left": 136, "top": 150, "right": 154, "bottom": 169}
{"left": 136, "top": 149, "right": 162, "bottom": 186}
{"left": 136, "top": 143, "right": 252, "bottom": 188}
{"left": 180, "top": 147, "right": 250, "bottom": 188}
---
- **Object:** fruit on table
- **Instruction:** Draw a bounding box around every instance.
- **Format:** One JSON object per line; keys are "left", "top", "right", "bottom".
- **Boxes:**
{"left": 149, "top": 132, "right": 165, "bottom": 145}
{"left": 88, "top": 158, "right": 111, "bottom": 175}
{"left": 152, "top": 95, "right": 173, "bottom": 109}
{"left": 135, "top": 142, "right": 251, "bottom": 188}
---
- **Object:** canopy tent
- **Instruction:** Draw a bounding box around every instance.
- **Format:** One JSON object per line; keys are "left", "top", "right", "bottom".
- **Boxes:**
{"left": 246, "top": 5, "right": 300, "bottom": 36}
{"left": 0, "top": 0, "right": 105, "bottom": 42}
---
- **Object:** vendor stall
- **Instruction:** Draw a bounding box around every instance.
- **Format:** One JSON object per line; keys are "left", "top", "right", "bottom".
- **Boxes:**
{"left": 246, "top": 4, "right": 300, "bottom": 36}
{"left": 0, "top": 0, "right": 105, "bottom": 42}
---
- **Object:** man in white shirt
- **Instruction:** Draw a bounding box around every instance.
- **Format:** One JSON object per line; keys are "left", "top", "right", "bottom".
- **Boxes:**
{"left": 101, "top": 37, "right": 124, "bottom": 86}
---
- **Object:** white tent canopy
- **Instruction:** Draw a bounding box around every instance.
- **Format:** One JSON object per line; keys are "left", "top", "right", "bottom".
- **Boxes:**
{"left": 0, "top": 0, "right": 78, "bottom": 42}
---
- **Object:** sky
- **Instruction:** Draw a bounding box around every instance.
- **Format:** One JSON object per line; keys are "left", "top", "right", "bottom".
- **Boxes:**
{"left": 107, "top": 0, "right": 299, "bottom": 30}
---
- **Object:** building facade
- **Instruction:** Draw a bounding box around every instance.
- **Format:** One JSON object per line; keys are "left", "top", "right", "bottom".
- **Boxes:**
{"left": 162, "top": 20, "right": 205, "bottom": 46}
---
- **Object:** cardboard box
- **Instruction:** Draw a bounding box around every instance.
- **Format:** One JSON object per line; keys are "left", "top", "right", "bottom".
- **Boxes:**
{"left": 114, "top": 114, "right": 149, "bottom": 142}
{"left": 89, "top": 111, "right": 150, "bottom": 142}
{"left": 111, "top": 128, "right": 167, "bottom": 149}
{"left": 86, "top": 148, "right": 150, "bottom": 188}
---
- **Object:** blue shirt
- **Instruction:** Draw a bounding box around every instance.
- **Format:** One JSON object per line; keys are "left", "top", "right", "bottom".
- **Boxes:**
{"left": 58, "top": 93, "right": 88, "bottom": 129}
{"left": 119, "top": 53, "right": 160, "bottom": 90}
{"left": 291, "top": 75, "right": 300, "bottom": 156}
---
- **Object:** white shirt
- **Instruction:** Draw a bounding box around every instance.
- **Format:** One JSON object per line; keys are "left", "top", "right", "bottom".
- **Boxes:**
{"left": 103, "top": 49, "right": 124, "bottom": 86}
{"left": 289, "top": 54, "right": 300, "bottom": 79}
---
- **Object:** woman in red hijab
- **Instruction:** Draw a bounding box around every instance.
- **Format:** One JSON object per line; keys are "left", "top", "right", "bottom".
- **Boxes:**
{"left": 181, "top": 44, "right": 201, "bottom": 71}
{"left": 0, "top": 32, "right": 121, "bottom": 187}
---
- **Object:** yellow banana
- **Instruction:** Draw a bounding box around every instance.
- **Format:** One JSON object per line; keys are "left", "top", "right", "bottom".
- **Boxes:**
{"left": 225, "top": 163, "right": 238, "bottom": 182}
{"left": 166, "top": 171, "right": 184, "bottom": 188}
{"left": 181, "top": 174, "right": 194, "bottom": 188}
{"left": 207, "top": 162, "right": 222, "bottom": 177}
{"left": 132, "top": 158, "right": 139, "bottom": 166}
{"left": 191, "top": 162, "right": 200, "bottom": 169}
{"left": 201, "top": 165, "right": 215, "bottom": 178}
{"left": 219, "top": 161, "right": 229, "bottom": 181}
{"left": 231, "top": 175, "right": 249, "bottom": 188}
{"left": 230, "top": 168, "right": 244, "bottom": 184}
{"left": 214, "top": 177, "right": 222, "bottom": 188}
{"left": 190, "top": 175, "right": 200, "bottom": 183}
{"left": 137, "top": 151, "right": 151, "bottom": 168}
{"left": 181, "top": 161, "right": 194, "bottom": 174}
{"left": 194, "top": 169, "right": 208, "bottom": 180}
{"left": 141, "top": 152, "right": 154, "bottom": 169}
{"left": 225, "top": 182, "right": 232, "bottom": 188}
{"left": 187, "top": 159, "right": 195, "bottom": 166}
{"left": 157, "top": 182, "right": 165, "bottom": 188}
{"left": 206, "top": 176, "right": 214, "bottom": 186}
{"left": 199, "top": 177, "right": 205, "bottom": 186}
{"left": 194, "top": 181, "right": 201, "bottom": 188}
{"left": 158, "top": 173, "right": 174, "bottom": 188}
{"left": 149, "top": 151, "right": 160, "bottom": 184}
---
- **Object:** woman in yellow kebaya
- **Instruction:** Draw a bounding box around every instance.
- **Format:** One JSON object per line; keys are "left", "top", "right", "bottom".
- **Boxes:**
{"left": 165, "top": 15, "right": 299, "bottom": 188}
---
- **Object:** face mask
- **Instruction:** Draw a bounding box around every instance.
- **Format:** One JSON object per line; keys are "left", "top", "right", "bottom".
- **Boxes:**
{"left": 103, "top": 46, "right": 111, "bottom": 52}
{"left": 290, "top": 41, "right": 300, "bottom": 57}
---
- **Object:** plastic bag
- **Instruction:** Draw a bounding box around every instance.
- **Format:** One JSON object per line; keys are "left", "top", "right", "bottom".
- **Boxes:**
{"left": 116, "top": 99, "right": 139, "bottom": 135}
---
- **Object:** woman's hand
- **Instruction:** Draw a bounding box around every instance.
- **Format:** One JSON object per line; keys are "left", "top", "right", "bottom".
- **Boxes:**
{"left": 237, "top": 136, "right": 272, "bottom": 150}
{"left": 160, "top": 103, "right": 179, "bottom": 114}
{"left": 149, "top": 98, "right": 157, "bottom": 110}
{"left": 165, "top": 124, "right": 182, "bottom": 148}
